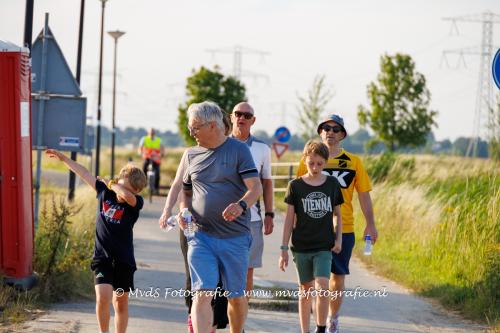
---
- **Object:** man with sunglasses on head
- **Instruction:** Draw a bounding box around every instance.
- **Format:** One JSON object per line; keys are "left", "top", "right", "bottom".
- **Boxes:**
{"left": 230, "top": 102, "right": 274, "bottom": 300}
{"left": 296, "top": 114, "right": 378, "bottom": 333}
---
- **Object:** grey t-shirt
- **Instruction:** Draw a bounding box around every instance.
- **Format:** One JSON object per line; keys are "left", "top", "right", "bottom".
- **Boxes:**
{"left": 183, "top": 137, "right": 258, "bottom": 238}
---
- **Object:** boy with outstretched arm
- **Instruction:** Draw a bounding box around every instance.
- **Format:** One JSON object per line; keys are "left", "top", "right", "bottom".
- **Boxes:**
{"left": 45, "top": 149, "right": 147, "bottom": 333}
{"left": 279, "top": 141, "right": 343, "bottom": 333}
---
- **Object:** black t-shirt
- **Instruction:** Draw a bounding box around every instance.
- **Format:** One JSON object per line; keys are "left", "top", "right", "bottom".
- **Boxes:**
{"left": 94, "top": 180, "right": 144, "bottom": 268}
{"left": 284, "top": 176, "right": 344, "bottom": 252}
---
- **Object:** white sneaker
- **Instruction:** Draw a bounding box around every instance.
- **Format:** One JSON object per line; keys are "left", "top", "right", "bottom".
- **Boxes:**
{"left": 326, "top": 315, "right": 339, "bottom": 333}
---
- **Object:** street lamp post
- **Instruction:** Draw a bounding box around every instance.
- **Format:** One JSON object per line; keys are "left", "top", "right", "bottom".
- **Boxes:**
{"left": 95, "top": 0, "right": 108, "bottom": 177}
{"left": 107, "top": 30, "right": 125, "bottom": 179}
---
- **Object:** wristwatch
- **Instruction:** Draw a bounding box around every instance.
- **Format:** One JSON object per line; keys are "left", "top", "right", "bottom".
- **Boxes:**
{"left": 238, "top": 200, "right": 248, "bottom": 213}
{"left": 265, "top": 212, "right": 275, "bottom": 218}
{"left": 280, "top": 245, "right": 289, "bottom": 250}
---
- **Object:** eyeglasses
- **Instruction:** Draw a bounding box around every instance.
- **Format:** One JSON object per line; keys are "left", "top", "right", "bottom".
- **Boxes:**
{"left": 321, "top": 124, "right": 343, "bottom": 133}
{"left": 188, "top": 122, "right": 208, "bottom": 134}
{"left": 233, "top": 111, "right": 254, "bottom": 120}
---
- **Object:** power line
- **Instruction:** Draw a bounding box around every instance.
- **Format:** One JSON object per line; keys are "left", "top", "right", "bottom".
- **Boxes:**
{"left": 442, "top": 11, "right": 500, "bottom": 157}
{"left": 206, "top": 45, "right": 269, "bottom": 81}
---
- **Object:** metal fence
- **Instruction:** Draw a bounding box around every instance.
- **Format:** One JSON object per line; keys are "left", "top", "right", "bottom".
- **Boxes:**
{"left": 271, "top": 162, "right": 299, "bottom": 192}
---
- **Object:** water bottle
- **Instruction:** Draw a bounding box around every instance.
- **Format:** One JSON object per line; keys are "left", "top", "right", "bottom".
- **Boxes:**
{"left": 182, "top": 208, "right": 194, "bottom": 237}
{"left": 161, "top": 215, "right": 177, "bottom": 233}
{"left": 363, "top": 235, "right": 372, "bottom": 256}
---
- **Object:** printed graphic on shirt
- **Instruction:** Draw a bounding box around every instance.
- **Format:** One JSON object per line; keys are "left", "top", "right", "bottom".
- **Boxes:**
{"left": 102, "top": 200, "right": 124, "bottom": 224}
{"left": 301, "top": 192, "right": 333, "bottom": 219}
{"left": 322, "top": 169, "right": 355, "bottom": 189}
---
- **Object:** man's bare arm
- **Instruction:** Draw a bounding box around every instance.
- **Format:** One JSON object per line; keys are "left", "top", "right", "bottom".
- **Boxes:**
{"left": 222, "top": 176, "right": 262, "bottom": 221}
{"left": 241, "top": 176, "right": 263, "bottom": 207}
{"left": 358, "top": 191, "right": 378, "bottom": 244}
{"left": 262, "top": 178, "right": 274, "bottom": 235}
{"left": 110, "top": 183, "right": 137, "bottom": 207}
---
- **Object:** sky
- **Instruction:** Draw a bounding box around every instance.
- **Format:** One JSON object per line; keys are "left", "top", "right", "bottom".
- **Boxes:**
{"left": 1, "top": 0, "right": 500, "bottom": 141}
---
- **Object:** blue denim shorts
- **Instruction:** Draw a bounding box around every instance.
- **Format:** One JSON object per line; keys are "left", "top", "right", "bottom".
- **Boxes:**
{"left": 187, "top": 231, "right": 252, "bottom": 298}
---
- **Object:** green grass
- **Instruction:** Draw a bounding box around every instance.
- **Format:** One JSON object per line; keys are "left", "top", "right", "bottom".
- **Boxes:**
{"left": 354, "top": 154, "right": 500, "bottom": 328}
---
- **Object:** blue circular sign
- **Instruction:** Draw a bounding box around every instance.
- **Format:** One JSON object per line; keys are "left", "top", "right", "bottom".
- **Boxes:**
{"left": 493, "top": 48, "right": 500, "bottom": 90}
{"left": 274, "top": 126, "right": 291, "bottom": 143}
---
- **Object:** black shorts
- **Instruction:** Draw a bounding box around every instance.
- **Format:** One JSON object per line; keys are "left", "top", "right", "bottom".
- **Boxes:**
{"left": 91, "top": 258, "right": 136, "bottom": 291}
{"left": 331, "top": 233, "right": 355, "bottom": 275}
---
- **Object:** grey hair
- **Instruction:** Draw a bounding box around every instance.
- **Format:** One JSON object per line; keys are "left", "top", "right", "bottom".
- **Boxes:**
{"left": 187, "top": 101, "right": 225, "bottom": 131}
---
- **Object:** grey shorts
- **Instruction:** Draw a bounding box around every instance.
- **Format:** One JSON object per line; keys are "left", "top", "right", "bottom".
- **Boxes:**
{"left": 248, "top": 220, "right": 264, "bottom": 268}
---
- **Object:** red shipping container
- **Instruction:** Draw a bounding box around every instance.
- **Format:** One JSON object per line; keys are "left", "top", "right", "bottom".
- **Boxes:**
{"left": 0, "top": 40, "right": 36, "bottom": 288}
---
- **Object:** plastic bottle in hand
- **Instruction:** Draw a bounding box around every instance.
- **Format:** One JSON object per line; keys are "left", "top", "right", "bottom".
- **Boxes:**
{"left": 182, "top": 208, "right": 194, "bottom": 237}
{"left": 363, "top": 235, "right": 372, "bottom": 256}
{"left": 161, "top": 216, "right": 177, "bottom": 233}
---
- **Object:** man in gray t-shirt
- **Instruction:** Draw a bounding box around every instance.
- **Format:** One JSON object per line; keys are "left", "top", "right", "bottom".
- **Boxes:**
{"left": 183, "top": 138, "right": 259, "bottom": 238}
{"left": 179, "top": 101, "right": 262, "bottom": 333}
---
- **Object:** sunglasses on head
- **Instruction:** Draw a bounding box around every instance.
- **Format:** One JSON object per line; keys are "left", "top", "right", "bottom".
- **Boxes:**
{"left": 321, "top": 124, "right": 343, "bottom": 133}
{"left": 233, "top": 111, "right": 254, "bottom": 120}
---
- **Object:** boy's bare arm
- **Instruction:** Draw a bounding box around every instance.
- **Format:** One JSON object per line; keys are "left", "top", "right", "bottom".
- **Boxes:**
{"left": 279, "top": 203, "right": 295, "bottom": 272}
{"left": 334, "top": 205, "right": 342, "bottom": 242}
{"left": 110, "top": 183, "right": 137, "bottom": 207}
{"left": 281, "top": 204, "right": 295, "bottom": 247}
{"left": 45, "top": 149, "right": 96, "bottom": 190}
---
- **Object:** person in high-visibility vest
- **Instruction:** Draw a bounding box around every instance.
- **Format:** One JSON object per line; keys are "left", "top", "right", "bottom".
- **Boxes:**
{"left": 138, "top": 128, "right": 164, "bottom": 193}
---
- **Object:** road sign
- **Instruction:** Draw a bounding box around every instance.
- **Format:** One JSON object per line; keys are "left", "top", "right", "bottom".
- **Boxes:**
{"left": 272, "top": 142, "right": 289, "bottom": 159}
{"left": 274, "top": 126, "right": 291, "bottom": 143}
{"left": 31, "top": 27, "right": 82, "bottom": 95}
{"left": 31, "top": 98, "right": 86, "bottom": 151}
{"left": 493, "top": 48, "right": 500, "bottom": 89}
{"left": 31, "top": 25, "right": 87, "bottom": 153}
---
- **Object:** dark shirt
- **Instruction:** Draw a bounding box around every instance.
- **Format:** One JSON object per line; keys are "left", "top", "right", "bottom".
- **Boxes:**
{"left": 285, "top": 176, "right": 344, "bottom": 252}
{"left": 94, "top": 180, "right": 144, "bottom": 268}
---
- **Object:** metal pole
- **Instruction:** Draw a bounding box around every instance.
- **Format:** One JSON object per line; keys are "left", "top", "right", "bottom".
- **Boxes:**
{"left": 34, "top": 13, "right": 50, "bottom": 229}
{"left": 23, "top": 0, "right": 34, "bottom": 51}
{"left": 95, "top": 0, "right": 107, "bottom": 177}
{"left": 68, "top": 0, "right": 86, "bottom": 201}
{"left": 108, "top": 30, "right": 125, "bottom": 179}
{"left": 111, "top": 37, "right": 117, "bottom": 178}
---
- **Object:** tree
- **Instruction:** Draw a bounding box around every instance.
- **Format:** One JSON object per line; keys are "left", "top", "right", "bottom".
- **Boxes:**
{"left": 178, "top": 66, "right": 247, "bottom": 145}
{"left": 297, "top": 75, "right": 334, "bottom": 142}
{"left": 357, "top": 54, "right": 437, "bottom": 151}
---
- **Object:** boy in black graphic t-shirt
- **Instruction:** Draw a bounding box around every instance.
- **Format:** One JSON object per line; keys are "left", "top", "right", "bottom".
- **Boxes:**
{"left": 45, "top": 149, "right": 146, "bottom": 333}
{"left": 279, "top": 141, "right": 343, "bottom": 333}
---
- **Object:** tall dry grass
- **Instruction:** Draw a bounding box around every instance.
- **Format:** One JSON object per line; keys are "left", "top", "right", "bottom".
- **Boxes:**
{"left": 354, "top": 154, "right": 499, "bottom": 326}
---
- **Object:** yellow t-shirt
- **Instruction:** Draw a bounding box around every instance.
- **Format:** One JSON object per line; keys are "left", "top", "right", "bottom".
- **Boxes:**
{"left": 297, "top": 149, "right": 372, "bottom": 233}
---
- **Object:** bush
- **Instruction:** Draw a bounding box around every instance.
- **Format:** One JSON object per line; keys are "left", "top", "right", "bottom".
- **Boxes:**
{"left": 34, "top": 195, "right": 94, "bottom": 302}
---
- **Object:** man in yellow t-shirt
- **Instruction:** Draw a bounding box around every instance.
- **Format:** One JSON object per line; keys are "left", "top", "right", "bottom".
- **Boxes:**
{"left": 296, "top": 114, "right": 378, "bottom": 333}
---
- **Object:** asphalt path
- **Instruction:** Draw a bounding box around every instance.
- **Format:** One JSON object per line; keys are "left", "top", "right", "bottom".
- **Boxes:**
{"left": 8, "top": 193, "right": 487, "bottom": 333}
